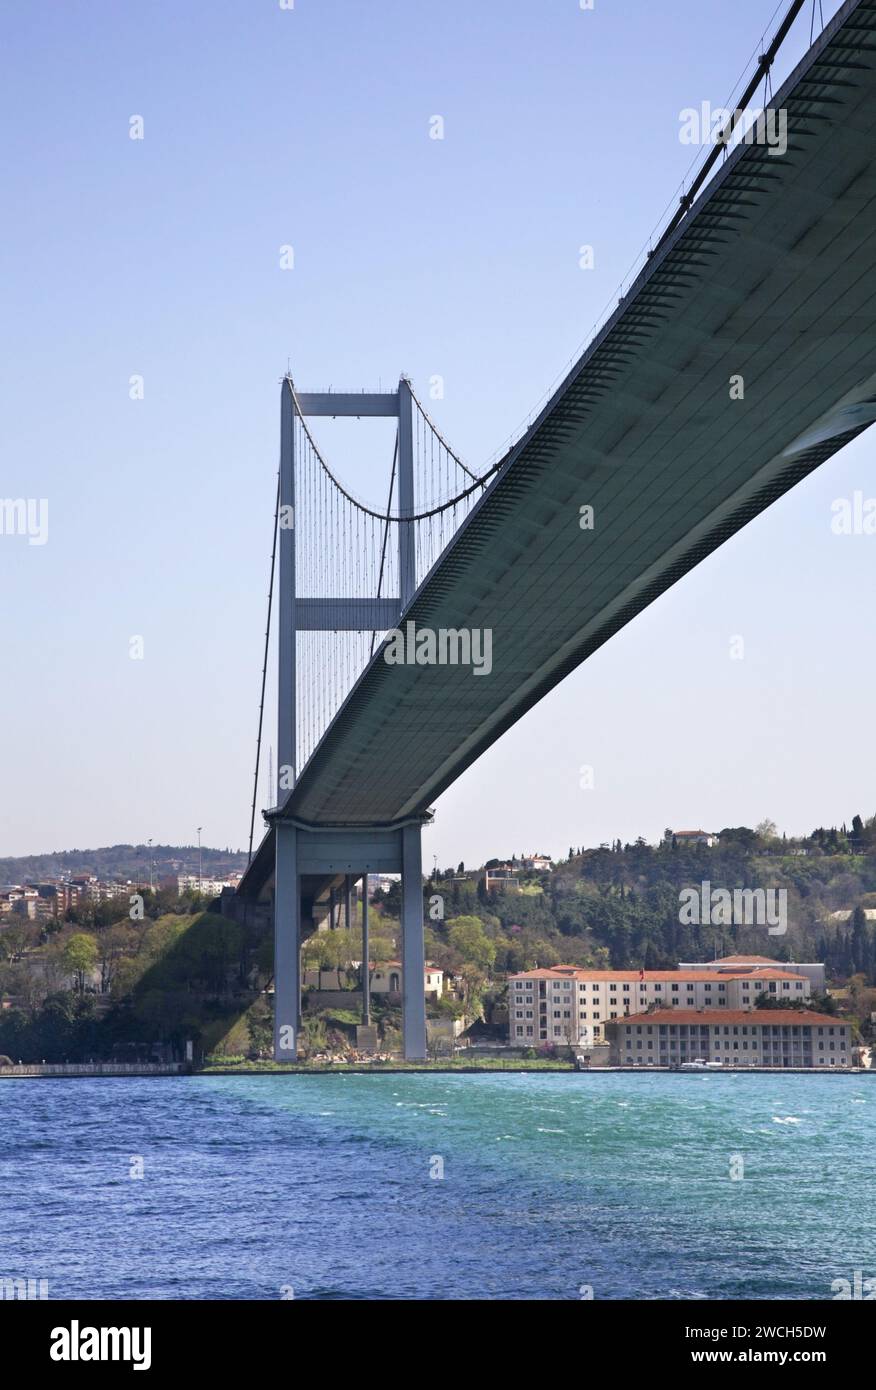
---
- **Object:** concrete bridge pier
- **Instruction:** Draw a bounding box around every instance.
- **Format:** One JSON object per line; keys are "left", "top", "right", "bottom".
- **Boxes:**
{"left": 272, "top": 818, "right": 428, "bottom": 1063}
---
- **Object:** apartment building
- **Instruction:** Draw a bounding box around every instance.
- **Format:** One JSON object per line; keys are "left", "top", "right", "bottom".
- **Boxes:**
{"left": 507, "top": 965, "right": 811, "bottom": 1045}
{"left": 605, "top": 1010, "right": 852, "bottom": 1068}
{"left": 68, "top": 876, "right": 131, "bottom": 904}
{"left": 0, "top": 886, "right": 39, "bottom": 920}
{"left": 176, "top": 875, "right": 234, "bottom": 897}
{"left": 22, "top": 883, "right": 84, "bottom": 919}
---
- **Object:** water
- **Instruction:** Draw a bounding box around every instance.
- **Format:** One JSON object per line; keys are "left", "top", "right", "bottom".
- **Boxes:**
{"left": 0, "top": 1072, "right": 871, "bottom": 1300}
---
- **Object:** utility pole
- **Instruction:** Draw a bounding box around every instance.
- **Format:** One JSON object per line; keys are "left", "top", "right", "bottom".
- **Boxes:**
{"left": 147, "top": 839, "right": 154, "bottom": 892}
{"left": 197, "top": 827, "right": 203, "bottom": 895}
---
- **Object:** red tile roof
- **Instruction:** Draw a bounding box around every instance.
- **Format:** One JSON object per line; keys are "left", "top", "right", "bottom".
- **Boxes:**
{"left": 606, "top": 1009, "right": 843, "bottom": 1027}
{"left": 507, "top": 967, "right": 805, "bottom": 982}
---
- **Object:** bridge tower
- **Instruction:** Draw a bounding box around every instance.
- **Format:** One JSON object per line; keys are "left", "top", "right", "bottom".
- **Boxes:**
{"left": 271, "top": 377, "right": 428, "bottom": 1063}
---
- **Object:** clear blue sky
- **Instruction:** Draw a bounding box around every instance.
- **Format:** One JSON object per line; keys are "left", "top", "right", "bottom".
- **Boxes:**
{"left": 2, "top": 0, "right": 870, "bottom": 867}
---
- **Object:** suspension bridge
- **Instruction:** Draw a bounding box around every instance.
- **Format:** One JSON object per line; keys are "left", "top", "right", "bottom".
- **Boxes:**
{"left": 233, "top": 0, "right": 876, "bottom": 1059}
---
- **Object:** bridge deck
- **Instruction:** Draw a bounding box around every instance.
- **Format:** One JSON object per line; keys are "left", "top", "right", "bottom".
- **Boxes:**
{"left": 243, "top": 0, "right": 876, "bottom": 895}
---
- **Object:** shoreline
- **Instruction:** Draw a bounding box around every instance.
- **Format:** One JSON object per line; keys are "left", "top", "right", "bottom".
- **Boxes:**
{"left": 0, "top": 1063, "right": 870, "bottom": 1079}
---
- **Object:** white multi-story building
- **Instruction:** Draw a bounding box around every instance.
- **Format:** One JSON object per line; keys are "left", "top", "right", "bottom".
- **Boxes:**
{"left": 176, "top": 874, "right": 235, "bottom": 898}
{"left": 507, "top": 965, "right": 811, "bottom": 1045}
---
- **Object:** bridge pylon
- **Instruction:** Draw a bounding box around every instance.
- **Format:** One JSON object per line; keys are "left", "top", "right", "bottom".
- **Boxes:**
{"left": 271, "top": 376, "right": 427, "bottom": 1063}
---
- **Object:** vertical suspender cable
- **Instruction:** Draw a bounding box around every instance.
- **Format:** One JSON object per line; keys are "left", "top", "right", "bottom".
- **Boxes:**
{"left": 248, "top": 470, "right": 281, "bottom": 864}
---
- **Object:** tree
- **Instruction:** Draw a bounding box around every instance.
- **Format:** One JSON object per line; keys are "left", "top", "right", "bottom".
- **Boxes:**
{"left": 61, "top": 933, "right": 98, "bottom": 994}
{"left": 0, "top": 921, "right": 38, "bottom": 964}
{"left": 97, "top": 924, "right": 139, "bottom": 994}
{"left": 330, "top": 928, "right": 356, "bottom": 988}
{"left": 447, "top": 916, "right": 496, "bottom": 973}
{"left": 302, "top": 933, "right": 335, "bottom": 992}
{"left": 850, "top": 906, "right": 870, "bottom": 978}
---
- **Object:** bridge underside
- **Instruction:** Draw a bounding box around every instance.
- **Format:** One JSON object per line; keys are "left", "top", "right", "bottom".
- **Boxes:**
{"left": 245, "top": 0, "right": 876, "bottom": 868}
{"left": 238, "top": 0, "right": 876, "bottom": 1055}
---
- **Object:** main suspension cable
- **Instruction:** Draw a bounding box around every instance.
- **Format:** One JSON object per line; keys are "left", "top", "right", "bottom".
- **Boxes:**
{"left": 285, "top": 377, "right": 504, "bottom": 521}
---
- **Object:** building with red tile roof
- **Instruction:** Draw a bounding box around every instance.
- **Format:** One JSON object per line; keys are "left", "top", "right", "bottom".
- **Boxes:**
{"left": 507, "top": 964, "right": 811, "bottom": 1046}
{"left": 605, "top": 1009, "right": 851, "bottom": 1068}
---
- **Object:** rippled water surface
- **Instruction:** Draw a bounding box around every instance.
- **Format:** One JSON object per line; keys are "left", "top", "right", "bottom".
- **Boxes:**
{"left": 1, "top": 1072, "right": 872, "bottom": 1299}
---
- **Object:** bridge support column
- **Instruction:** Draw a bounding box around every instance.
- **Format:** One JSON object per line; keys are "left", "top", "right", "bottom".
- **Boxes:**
{"left": 362, "top": 874, "right": 371, "bottom": 1027}
{"left": 401, "top": 823, "right": 427, "bottom": 1061}
{"left": 274, "top": 822, "right": 300, "bottom": 1060}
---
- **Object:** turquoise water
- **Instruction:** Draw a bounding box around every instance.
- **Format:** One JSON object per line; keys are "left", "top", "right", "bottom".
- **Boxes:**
{"left": 1, "top": 1072, "right": 872, "bottom": 1299}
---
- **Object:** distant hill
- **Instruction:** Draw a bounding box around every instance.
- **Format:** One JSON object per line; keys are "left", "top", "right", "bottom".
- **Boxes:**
{"left": 0, "top": 844, "right": 249, "bottom": 885}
